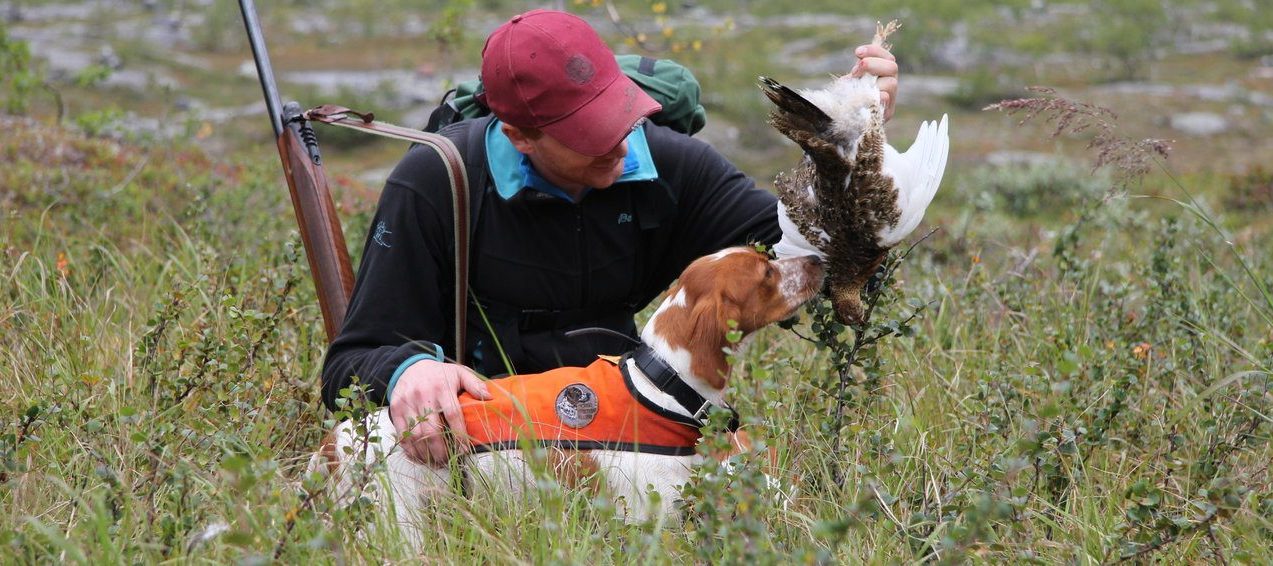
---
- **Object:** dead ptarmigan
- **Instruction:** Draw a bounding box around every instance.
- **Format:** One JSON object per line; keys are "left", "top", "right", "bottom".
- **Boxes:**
{"left": 760, "top": 21, "right": 949, "bottom": 325}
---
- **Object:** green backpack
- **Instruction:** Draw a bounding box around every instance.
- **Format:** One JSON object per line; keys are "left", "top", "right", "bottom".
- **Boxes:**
{"left": 423, "top": 54, "right": 706, "bottom": 136}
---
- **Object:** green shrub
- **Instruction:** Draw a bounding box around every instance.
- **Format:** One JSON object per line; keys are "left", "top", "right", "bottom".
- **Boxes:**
{"left": 1224, "top": 166, "right": 1273, "bottom": 212}
{"left": 0, "top": 25, "right": 41, "bottom": 115}
{"left": 946, "top": 67, "right": 1021, "bottom": 110}
{"left": 72, "top": 108, "right": 126, "bottom": 138}
{"left": 961, "top": 159, "right": 1110, "bottom": 218}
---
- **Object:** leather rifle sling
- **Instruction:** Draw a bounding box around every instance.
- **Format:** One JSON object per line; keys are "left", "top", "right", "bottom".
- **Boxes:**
{"left": 304, "top": 105, "right": 470, "bottom": 365}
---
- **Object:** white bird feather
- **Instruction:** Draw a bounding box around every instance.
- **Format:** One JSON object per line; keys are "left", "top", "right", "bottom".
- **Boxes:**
{"left": 877, "top": 113, "right": 950, "bottom": 247}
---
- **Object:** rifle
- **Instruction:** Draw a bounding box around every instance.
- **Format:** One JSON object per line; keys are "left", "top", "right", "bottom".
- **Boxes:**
{"left": 238, "top": 0, "right": 353, "bottom": 343}
{"left": 235, "top": 2, "right": 471, "bottom": 358}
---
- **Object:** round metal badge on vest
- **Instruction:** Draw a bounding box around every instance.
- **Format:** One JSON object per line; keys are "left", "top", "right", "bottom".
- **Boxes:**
{"left": 555, "top": 383, "right": 599, "bottom": 428}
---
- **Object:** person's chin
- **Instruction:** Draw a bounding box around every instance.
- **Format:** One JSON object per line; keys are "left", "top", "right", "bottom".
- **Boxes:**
{"left": 588, "top": 171, "right": 624, "bottom": 189}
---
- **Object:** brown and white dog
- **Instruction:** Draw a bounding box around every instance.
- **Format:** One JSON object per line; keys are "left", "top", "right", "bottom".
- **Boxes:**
{"left": 310, "top": 247, "right": 824, "bottom": 538}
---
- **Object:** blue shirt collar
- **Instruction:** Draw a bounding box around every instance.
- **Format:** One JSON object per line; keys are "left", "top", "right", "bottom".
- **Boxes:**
{"left": 485, "top": 119, "right": 659, "bottom": 202}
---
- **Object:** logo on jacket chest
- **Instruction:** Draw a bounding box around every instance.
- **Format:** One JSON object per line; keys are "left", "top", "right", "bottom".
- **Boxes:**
{"left": 555, "top": 383, "right": 599, "bottom": 428}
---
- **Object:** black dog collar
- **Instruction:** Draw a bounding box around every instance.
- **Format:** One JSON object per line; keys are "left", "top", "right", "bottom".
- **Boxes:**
{"left": 622, "top": 342, "right": 740, "bottom": 432}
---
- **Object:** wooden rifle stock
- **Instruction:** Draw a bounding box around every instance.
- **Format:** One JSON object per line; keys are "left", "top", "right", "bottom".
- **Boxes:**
{"left": 276, "top": 105, "right": 354, "bottom": 342}
{"left": 240, "top": 0, "right": 352, "bottom": 344}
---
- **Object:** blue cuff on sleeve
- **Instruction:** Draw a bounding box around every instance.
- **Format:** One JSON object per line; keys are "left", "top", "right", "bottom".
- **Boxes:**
{"left": 386, "top": 344, "right": 445, "bottom": 403}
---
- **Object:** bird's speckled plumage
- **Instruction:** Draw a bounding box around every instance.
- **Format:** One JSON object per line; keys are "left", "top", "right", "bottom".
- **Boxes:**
{"left": 760, "top": 21, "right": 949, "bottom": 325}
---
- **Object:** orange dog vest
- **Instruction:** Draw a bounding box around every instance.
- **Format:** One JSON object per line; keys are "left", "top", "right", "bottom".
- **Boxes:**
{"left": 458, "top": 357, "right": 701, "bottom": 456}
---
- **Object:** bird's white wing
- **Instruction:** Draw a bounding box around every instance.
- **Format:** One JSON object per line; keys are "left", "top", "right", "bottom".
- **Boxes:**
{"left": 876, "top": 114, "right": 949, "bottom": 247}
{"left": 773, "top": 200, "right": 829, "bottom": 260}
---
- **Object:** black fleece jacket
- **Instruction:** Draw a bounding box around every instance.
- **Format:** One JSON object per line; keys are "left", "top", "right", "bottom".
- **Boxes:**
{"left": 320, "top": 117, "right": 780, "bottom": 410}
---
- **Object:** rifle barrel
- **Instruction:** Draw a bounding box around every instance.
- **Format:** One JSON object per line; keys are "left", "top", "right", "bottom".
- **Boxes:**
{"left": 236, "top": 0, "right": 354, "bottom": 344}
{"left": 238, "top": 0, "right": 283, "bottom": 138}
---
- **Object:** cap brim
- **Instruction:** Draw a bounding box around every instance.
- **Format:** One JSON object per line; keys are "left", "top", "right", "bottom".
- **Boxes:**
{"left": 539, "top": 74, "right": 662, "bottom": 157}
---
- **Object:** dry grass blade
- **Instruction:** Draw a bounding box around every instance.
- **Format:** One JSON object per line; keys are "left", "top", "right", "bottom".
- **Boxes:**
{"left": 985, "top": 87, "right": 1172, "bottom": 182}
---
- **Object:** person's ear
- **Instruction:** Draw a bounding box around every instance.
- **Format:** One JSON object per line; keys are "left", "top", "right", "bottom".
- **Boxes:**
{"left": 502, "top": 123, "right": 537, "bottom": 154}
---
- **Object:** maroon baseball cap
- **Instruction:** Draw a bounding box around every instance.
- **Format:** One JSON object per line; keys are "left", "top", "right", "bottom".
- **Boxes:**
{"left": 478, "top": 9, "right": 662, "bottom": 157}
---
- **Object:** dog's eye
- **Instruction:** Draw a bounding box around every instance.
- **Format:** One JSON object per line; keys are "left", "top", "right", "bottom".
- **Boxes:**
{"left": 765, "top": 265, "right": 776, "bottom": 279}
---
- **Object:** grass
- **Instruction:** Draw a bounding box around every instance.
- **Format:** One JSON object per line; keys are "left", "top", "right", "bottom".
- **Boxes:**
{"left": 3, "top": 1, "right": 1273, "bottom": 562}
{"left": 3, "top": 96, "right": 1271, "bottom": 562}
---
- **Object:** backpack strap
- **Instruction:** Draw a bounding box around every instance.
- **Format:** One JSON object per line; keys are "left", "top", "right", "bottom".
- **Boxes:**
{"left": 455, "top": 120, "right": 491, "bottom": 364}
{"left": 304, "top": 105, "right": 472, "bottom": 365}
{"left": 441, "top": 135, "right": 471, "bottom": 367}
{"left": 453, "top": 119, "right": 490, "bottom": 251}
{"left": 431, "top": 118, "right": 492, "bottom": 364}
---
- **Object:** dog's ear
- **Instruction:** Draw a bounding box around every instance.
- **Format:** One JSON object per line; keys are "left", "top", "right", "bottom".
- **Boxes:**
{"left": 683, "top": 293, "right": 734, "bottom": 388}
{"left": 687, "top": 288, "right": 741, "bottom": 347}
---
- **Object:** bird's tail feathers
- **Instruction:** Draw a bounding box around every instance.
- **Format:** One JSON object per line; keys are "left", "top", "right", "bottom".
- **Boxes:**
{"left": 759, "top": 76, "right": 832, "bottom": 129}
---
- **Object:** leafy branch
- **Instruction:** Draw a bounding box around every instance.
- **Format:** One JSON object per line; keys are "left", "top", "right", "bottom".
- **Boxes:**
{"left": 796, "top": 228, "right": 937, "bottom": 485}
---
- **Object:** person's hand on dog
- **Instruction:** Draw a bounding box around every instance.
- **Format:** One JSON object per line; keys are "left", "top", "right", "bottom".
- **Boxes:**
{"left": 390, "top": 359, "right": 492, "bottom": 466}
{"left": 851, "top": 43, "right": 899, "bottom": 122}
